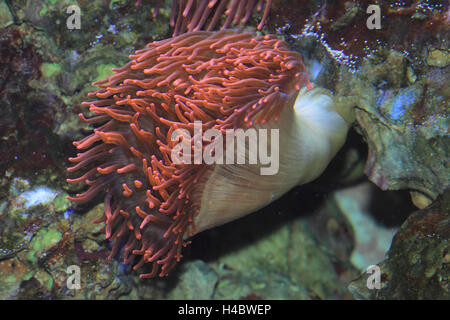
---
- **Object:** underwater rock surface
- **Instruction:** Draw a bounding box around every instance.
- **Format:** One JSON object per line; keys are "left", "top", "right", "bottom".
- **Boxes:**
{"left": 353, "top": 54, "right": 449, "bottom": 207}
{"left": 349, "top": 191, "right": 449, "bottom": 299}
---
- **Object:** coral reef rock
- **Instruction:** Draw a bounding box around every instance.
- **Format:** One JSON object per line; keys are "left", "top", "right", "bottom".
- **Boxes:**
{"left": 349, "top": 190, "right": 449, "bottom": 299}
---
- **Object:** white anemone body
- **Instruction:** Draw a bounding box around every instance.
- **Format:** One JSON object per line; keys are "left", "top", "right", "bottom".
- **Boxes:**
{"left": 192, "top": 87, "right": 350, "bottom": 233}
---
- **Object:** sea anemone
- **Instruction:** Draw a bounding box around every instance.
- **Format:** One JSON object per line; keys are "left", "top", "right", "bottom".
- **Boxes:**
{"left": 67, "top": 30, "right": 351, "bottom": 277}
{"left": 151, "top": 0, "right": 272, "bottom": 35}
{"left": 171, "top": 0, "right": 272, "bottom": 35}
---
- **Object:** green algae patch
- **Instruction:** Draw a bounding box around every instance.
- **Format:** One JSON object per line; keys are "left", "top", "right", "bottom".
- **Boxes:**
{"left": 4, "top": 275, "right": 17, "bottom": 284}
{"left": 53, "top": 193, "right": 70, "bottom": 213}
{"left": 23, "top": 272, "right": 34, "bottom": 281}
{"left": 427, "top": 49, "right": 450, "bottom": 68}
{"left": 39, "top": 6, "right": 48, "bottom": 17}
{"left": 0, "top": 0, "right": 13, "bottom": 28}
{"left": 40, "top": 63, "right": 62, "bottom": 78}
{"left": 109, "top": 0, "right": 127, "bottom": 9}
{"left": 27, "top": 228, "right": 62, "bottom": 264}
{"left": 93, "top": 64, "right": 117, "bottom": 82}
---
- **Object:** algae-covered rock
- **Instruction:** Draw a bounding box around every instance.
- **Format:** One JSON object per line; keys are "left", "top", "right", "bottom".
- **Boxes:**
{"left": 0, "top": 179, "right": 59, "bottom": 260}
{"left": 427, "top": 49, "right": 450, "bottom": 68}
{"left": 183, "top": 187, "right": 359, "bottom": 300}
{"left": 0, "top": 177, "right": 133, "bottom": 299}
{"left": 26, "top": 226, "right": 62, "bottom": 264}
{"left": 167, "top": 260, "right": 218, "bottom": 300}
{"left": 349, "top": 191, "right": 449, "bottom": 299}
{"left": 0, "top": 257, "right": 32, "bottom": 299}
{"left": 214, "top": 269, "right": 311, "bottom": 300}
{"left": 336, "top": 49, "right": 449, "bottom": 207}
{"left": 333, "top": 183, "right": 400, "bottom": 271}
{"left": 0, "top": 0, "right": 13, "bottom": 28}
